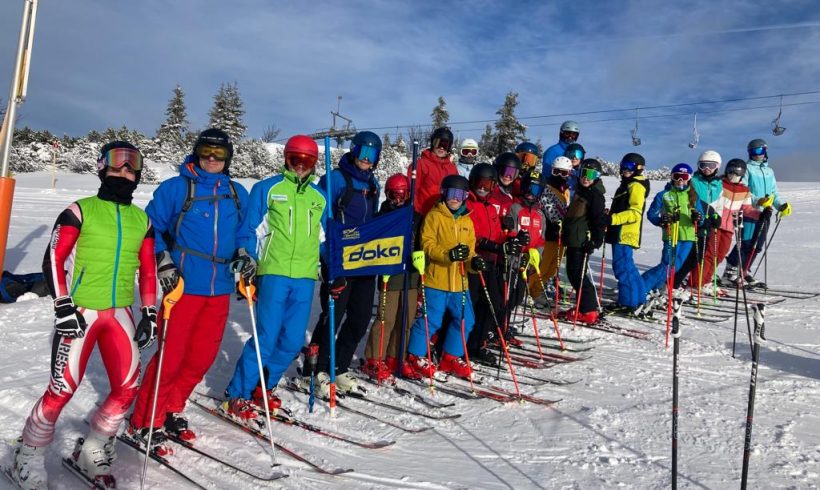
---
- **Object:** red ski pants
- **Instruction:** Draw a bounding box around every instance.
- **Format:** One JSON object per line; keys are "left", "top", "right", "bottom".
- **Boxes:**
{"left": 23, "top": 308, "right": 140, "bottom": 447}
{"left": 131, "top": 294, "right": 229, "bottom": 429}
{"left": 693, "top": 229, "right": 734, "bottom": 289}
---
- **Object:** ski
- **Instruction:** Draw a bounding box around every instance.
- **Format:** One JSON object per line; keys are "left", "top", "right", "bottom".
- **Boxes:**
{"left": 404, "top": 377, "right": 514, "bottom": 403}
{"left": 471, "top": 360, "right": 580, "bottom": 386}
{"left": 515, "top": 339, "right": 594, "bottom": 353}
{"left": 189, "top": 396, "right": 354, "bottom": 475}
{"left": 359, "top": 376, "right": 457, "bottom": 409}
{"left": 335, "top": 399, "right": 432, "bottom": 433}
{"left": 115, "top": 431, "right": 208, "bottom": 489}
{"left": 446, "top": 376, "right": 562, "bottom": 407}
{"left": 508, "top": 344, "right": 590, "bottom": 363}
{"left": 518, "top": 332, "right": 600, "bottom": 344}
{"left": 166, "top": 433, "right": 288, "bottom": 481}
{"left": 61, "top": 455, "right": 115, "bottom": 489}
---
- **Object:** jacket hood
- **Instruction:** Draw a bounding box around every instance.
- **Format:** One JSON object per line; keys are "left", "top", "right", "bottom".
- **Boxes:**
{"left": 179, "top": 155, "right": 232, "bottom": 185}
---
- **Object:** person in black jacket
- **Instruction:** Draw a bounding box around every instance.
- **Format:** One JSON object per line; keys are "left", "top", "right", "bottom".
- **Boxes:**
{"left": 559, "top": 159, "right": 607, "bottom": 324}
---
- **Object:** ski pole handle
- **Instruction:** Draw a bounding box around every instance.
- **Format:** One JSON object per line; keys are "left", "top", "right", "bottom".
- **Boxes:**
{"left": 411, "top": 250, "right": 426, "bottom": 274}
{"left": 162, "top": 278, "right": 185, "bottom": 321}
{"left": 307, "top": 343, "right": 319, "bottom": 373}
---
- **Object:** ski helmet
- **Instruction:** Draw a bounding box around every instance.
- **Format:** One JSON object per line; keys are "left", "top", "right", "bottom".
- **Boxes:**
{"left": 469, "top": 163, "right": 497, "bottom": 188}
{"left": 385, "top": 173, "right": 410, "bottom": 203}
{"left": 520, "top": 170, "right": 546, "bottom": 200}
{"left": 194, "top": 128, "right": 233, "bottom": 173}
{"left": 440, "top": 174, "right": 470, "bottom": 202}
{"left": 515, "top": 141, "right": 540, "bottom": 168}
{"left": 560, "top": 120, "right": 580, "bottom": 133}
{"left": 460, "top": 138, "right": 479, "bottom": 152}
{"left": 747, "top": 138, "right": 768, "bottom": 160}
{"left": 697, "top": 150, "right": 722, "bottom": 174}
{"left": 551, "top": 156, "right": 573, "bottom": 173}
{"left": 350, "top": 131, "right": 382, "bottom": 165}
{"left": 563, "top": 143, "right": 585, "bottom": 161}
{"left": 430, "top": 127, "right": 454, "bottom": 152}
{"left": 97, "top": 140, "right": 143, "bottom": 183}
{"left": 620, "top": 152, "right": 645, "bottom": 175}
{"left": 671, "top": 163, "right": 693, "bottom": 189}
{"left": 493, "top": 152, "right": 522, "bottom": 178}
{"left": 284, "top": 135, "right": 319, "bottom": 173}
{"left": 559, "top": 121, "right": 580, "bottom": 142}
{"left": 578, "top": 158, "right": 602, "bottom": 182}
{"left": 725, "top": 158, "right": 747, "bottom": 178}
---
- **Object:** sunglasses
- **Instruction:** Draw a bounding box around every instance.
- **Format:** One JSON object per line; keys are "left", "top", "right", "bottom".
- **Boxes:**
{"left": 517, "top": 152, "right": 540, "bottom": 167}
{"left": 560, "top": 130, "right": 579, "bottom": 141}
{"left": 97, "top": 147, "right": 143, "bottom": 172}
{"left": 749, "top": 146, "right": 767, "bottom": 156}
{"left": 581, "top": 168, "right": 600, "bottom": 180}
{"left": 620, "top": 161, "right": 638, "bottom": 172}
{"left": 672, "top": 172, "right": 691, "bottom": 182}
{"left": 499, "top": 166, "right": 519, "bottom": 179}
{"left": 286, "top": 152, "right": 318, "bottom": 171}
{"left": 196, "top": 144, "right": 229, "bottom": 161}
{"left": 353, "top": 144, "right": 380, "bottom": 164}
{"left": 461, "top": 148, "right": 478, "bottom": 157}
{"left": 698, "top": 160, "right": 720, "bottom": 172}
{"left": 552, "top": 167, "right": 571, "bottom": 178}
{"left": 386, "top": 189, "right": 408, "bottom": 202}
{"left": 444, "top": 187, "right": 468, "bottom": 202}
{"left": 432, "top": 138, "right": 453, "bottom": 151}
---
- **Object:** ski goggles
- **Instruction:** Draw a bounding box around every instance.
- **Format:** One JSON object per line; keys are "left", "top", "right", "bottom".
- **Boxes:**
{"left": 461, "top": 148, "right": 478, "bottom": 157}
{"left": 285, "top": 152, "right": 318, "bottom": 170}
{"left": 97, "top": 147, "right": 143, "bottom": 172}
{"left": 672, "top": 171, "right": 692, "bottom": 182}
{"left": 443, "top": 187, "right": 468, "bottom": 202}
{"left": 432, "top": 138, "right": 453, "bottom": 151}
{"left": 386, "top": 188, "right": 408, "bottom": 202}
{"left": 352, "top": 144, "right": 380, "bottom": 164}
{"left": 196, "top": 144, "right": 229, "bottom": 161}
{"left": 473, "top": 177, "right": 495, "bottom": 191}
{"left": 526, "top": 183, "right": 544, "bottom": 197}
{"left": 560, "top": 130, "right": 579, "bottom": 142}
{"left": 749, "top": 146, "right": 767, "bottom": 156}
{"left": 698, "top": 160, "right": 720, "bottom": 172}
{"left": 516, "top": 152, "right": 540, "bottom": 168}
{"left": 727, "top": 167, "right": 746, "bottom": 178}
{"left": 498, "top": 166, "right": 519, "bottom": 180}
{"left": 552, "top": 167, "right": 571, "bottom": 178}
{"left": 580, "top": 168, "right": 600, "bottom": 180}
{"left": 565, "top": 148, "right": 584, "bottom": 161}
{"left": 620, "top": 160, "right": 638, "bottom": 173}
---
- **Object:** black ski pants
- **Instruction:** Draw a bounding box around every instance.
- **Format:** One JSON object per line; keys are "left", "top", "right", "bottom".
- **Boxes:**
{"left": 467, "top": 267, "right": 503, "bottom": 355}
{"left": 565, "top": 247, "right": 597, "bottom": 314}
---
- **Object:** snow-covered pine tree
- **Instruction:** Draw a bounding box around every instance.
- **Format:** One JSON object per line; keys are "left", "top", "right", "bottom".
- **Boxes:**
{"left": 231, "top": 139, "right": 278, "bottom": 179}
{"left": 431, "top": 96, "right": 449, "bottom": 129}
{"left": 478, "top": 123, "right": 495, "bottom": 159}
{"left": 156, "top": 84, "right": 189, "bottom": 156}
{"left": 208, "top": 82, "right": 247, "bottom": 142}
{"left": 491, "top": 91, "right": 527, "bottom": 156}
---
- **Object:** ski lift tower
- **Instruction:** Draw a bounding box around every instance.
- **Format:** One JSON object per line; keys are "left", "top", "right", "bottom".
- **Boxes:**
{"left": 309, "top": 95, "right": 356, "bottom": 149}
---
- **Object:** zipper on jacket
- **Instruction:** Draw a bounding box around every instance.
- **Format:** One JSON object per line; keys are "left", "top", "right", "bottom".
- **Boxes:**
{"left": 211, "top": 181, "right": 219, "bottom": 296}
{"left": 112, "top": 204, "right": 123, "bottom": 307}
{"left": 70, "top": 267, "right": 85, "bottom": 296}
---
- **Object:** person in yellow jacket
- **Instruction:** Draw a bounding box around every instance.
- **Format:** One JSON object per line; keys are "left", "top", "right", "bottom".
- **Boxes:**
{"left": 604, "top": 153, "right": 651, "bottom": 311}
{"left": 404, "top": 175, "right": 487, "bottom": 380}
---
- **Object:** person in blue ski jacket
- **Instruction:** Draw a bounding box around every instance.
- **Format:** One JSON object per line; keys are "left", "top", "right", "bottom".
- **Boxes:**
{"left": 221, "top": 135, "right": 327, "bottom": 420}
{"left": 723, "top": 138, "right": 792, "bottom": 286}
{"left": 130, "top": 129, "right": 248, "bottom": 451}
{"left": 303, "top": 131, "right": 382, "bottom": 398}
{"left": 541, "top": 120, "right": 580, "bottom": 176}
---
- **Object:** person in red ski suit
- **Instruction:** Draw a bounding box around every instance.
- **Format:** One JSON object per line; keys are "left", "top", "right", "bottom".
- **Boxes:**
{"left": 409, "top": 127, "right": 458, "bottom": 217}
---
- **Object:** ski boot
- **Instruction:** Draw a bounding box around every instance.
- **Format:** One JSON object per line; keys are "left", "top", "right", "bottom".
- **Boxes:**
{"left": 404, "top": 354, "right": 436, "bottom": 378}
{"left": 11, "top": 439, "right": 47, "bottom": 490}
{"left": 336, "top": 372, "right": 367, "bottom": 396}
{"left": 294, "top": 372, "right": 330, "bottom": 399}
{"left": 559, "top": 308, "right": 599, "bottom": 325}
{"left": 744, "top": 274, "right": 765, "bottom": 289}
{"left": 164, "top": 412, "right": 196, "bottom": 442}
{"left": 220, "top": 398, "right": 258, "bottom": 422}
{"left": 252, "top": 386, "right": 283, "bottom": 413}
{"left": 361, "top": 358, "right": 394, "bottom": 383}
{"left": 721, "top": 266, "right": 739, "bottom": 286}
{"left": 438, "top": 353, "right": 472, "bottom": 379}
{"left": 473, "top": 346, "right": 499, "bottom": 366}
{"left": 72, "top": 434, "right": 117, "bottom": 489}
{"left": 124, "top": 424, "right": 172, "bottom": 457}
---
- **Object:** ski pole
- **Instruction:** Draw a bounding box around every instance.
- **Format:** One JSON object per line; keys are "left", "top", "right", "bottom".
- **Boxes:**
{"left": 530, "top": 247, "right": 565, "bottom": 350}
{"left": 141, "top": 279, "right": 185, "bottom": 490}
{"left": 554, "top": 223, "right": 564, "bottom": 318}
{"left": 742, "top": 210, "right": 771, "bottom": 282}
{"left": 307, "top": 343, "right": 318, "bottom": 413}
{"left": 375, "top": 275, "right": 390, "bottom": 386}
{"left": 731, "top": 219, "right": 754, "bottom": 358}
{"left": 740, "top": 304, "right": 766, "bottom": 490}
{"left": 751, "top": 213, "right": 781, "bottom": 278}
{"left": 664, "top": 218, "right": 680, "bottom": 349}
{"left": 694, "top": 220, "right": 702, "bottom": 317}
{"left": 671, "top": 295, "right": 683, "bottom": 490}
{"left": 323, "top": 136, "right": 338, "bottom": 418}
{"left": 524, "top": 249, "right": 545, "bottom": 358}
{"left": 477, "top": 270, "right": 522, "bottom": 399}
{"left": 458, "top": 260, "right": 476, "bottom": 393}
{"left": 598, "top": 236, "right": 606, "bottom": 305}
{"left": 572, "top": 249, "right": 590, "bottom": 331}
{"left": 412, "top": 251, "right": 435, "bottom": 392}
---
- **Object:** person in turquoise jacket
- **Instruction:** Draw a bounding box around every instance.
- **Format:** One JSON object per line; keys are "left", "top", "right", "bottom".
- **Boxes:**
{"left": 724, "top": 138, "right": 792, "bottom": 286}
{"left": 222, "top": 135, "right": 327, "bottom": 420}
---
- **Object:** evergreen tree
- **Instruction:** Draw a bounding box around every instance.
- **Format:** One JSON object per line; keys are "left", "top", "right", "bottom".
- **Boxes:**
{"left": 478, "top": 124, "right": 495, "bottom": 159}
{"left": 156, "top": 84, "right": 189, "bottom": 151}
{"left": 431, "top": 96, "right": 449, "bottom": 128}
{"left": 208, "top": 82, "right": 247, "bottom": 142}
{"left": 491, "top": 91, "right": 527, "bottom": 155}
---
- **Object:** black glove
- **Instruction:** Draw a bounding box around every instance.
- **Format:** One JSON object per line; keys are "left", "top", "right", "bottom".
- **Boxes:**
{"left": 690, "top": 209, "right": 702, "bottom": 224}
{"left": 230, "top": 248, "right": 257, "bottom": 282}
{"left": 660, "top": 212, "right": 679, "bottom": 226}
{"left": 54, "top": 296, "right": 87, "bottom": 338}
{"left": 329, "top": 277, "right": 347, "bottom": 300}
{"left": 156, "top": 251, "right": 180, "bottom": 295}
{"left": 471, "top": 255, "right": 487, "bottom": 272}
{"left": 448, "top": 243, "right": 470, "bottom": 262}
{"left": 518, "top": 253, "right": 530, "bottom": 271}
{"left": 760, "top": 206, "right": 773, "bottom": 221}
{"left": 134, "top": 306, "right": 158, "bottom": 351}
{"left": 501, "top": 216, "right": 515, "bottom": 231}
{"left": 581, "top": 240, "right": 596, "bottom": 255}
{"left": 603, "top": 214, "right": 612, "bottom": 227}
{"left": 502, "top": 239, "right": 522, "bottom": 258}
{"left": 708, "top": 213, "right": 722, "bottom": 228}
{"left": 516, "top": 230, "right": 530, "bottom": 247}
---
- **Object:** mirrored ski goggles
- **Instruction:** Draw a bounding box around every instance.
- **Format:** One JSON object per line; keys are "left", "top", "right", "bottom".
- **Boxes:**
{"left": 432, "top": 138, "right": 453, "bottom": 151}
{"left": 97, "top": 147, "right": 143, "bottom": 172}
{"left": 473, "top": 177, "right": 495, "bottom": 191}
{"left": 516, "top": 152, "right": 540, "bottom": 167}
{"left": 672, "top": 172, "right": 691, "bottom": 182}
{"left": 560, "top": 130, "right": 579, "bottom": 142}
{"left": 698, "top": 160, "right": 720, "bottom": 172}
{"left": 565, "top": 149, "right": 584, "bottom": 160}
{"left": 498, "top": 166, "right": 519, "bottom": 179}
{"left": 352, "top": 144, "right": 380, "bottom": 164}
{"left": 581, "top": 168, "right": 600, "bottom": 180}
{"left": 386, "top": 189, "right": 408, "bottom": 202}
{"left": 196, "top": 144, "right": 229, "bottom": 160}
{"left": 443, "top": 187, "right": 468, "bottom": 202}
{"left": 552, "top": 167, "right": 571, "bottom": 178}
{"left": 285, "top": 152, "right": 318, "bottom": 170}
{"left": 461, "top": 148, "right": 478, "bottom": 157}
{"left": 727, "top": 167, "right": 746, "bottom": 177}
{"left": 526, "top": 183, "right": 544, "bottom": 197}
{"left": 620, "top": 161, "right": 638, "bottom": 172}
{"left": 749, "top": 146, "right": 767, "bottom": 156}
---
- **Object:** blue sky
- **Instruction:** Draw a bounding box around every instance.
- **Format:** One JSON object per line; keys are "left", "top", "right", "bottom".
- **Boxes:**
{"left": 2, "top": 0, "right": 819, "bottom": 179}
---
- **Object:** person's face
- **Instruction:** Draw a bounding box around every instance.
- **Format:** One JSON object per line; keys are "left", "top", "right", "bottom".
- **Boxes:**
{"left": 621, "top": 169, "right": 634, "bottom": 179}
{"left": 579, "top": 176, "right": 594, "bottom": 187}
{"left": 434, "top": 146, "right": 449, "bottom": 159}
{"left": 355, "top": 158, "right": 375, "bottom": 172}
{"left": 286, "top": 152, "right": 317, "bottom": 179}
{"left": 570, "top": 157, "right": 581, "bottom": 168}
{"left": 446, "top": 198, "right": 462, "bottom": 211}
{"left": 498, "top": 166, "right": 518, "bottom": 186}
{"left": 105, "top": 165, "right": 136, "bottom": 182}
{"left": 199, "top": 154, "right": 226, "bottom": 174}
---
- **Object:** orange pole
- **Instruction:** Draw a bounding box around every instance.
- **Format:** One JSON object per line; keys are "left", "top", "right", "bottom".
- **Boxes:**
{"left": 0, "top": 176, "right": 15, "bottom": 274}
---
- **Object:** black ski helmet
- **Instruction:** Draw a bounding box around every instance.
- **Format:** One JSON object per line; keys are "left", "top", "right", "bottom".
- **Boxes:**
{"left": 97, "top": 140, "right": 143, "bottom": 183}
{"left": 430, "top": 127, "right": 454, "bottom": 151}
{"left": 564, "top": 143, "right": 586, "bottom": 160}
{"left": 520, "top": 170, "right": 545, "bottom": 198}
{"left": 747, "top": 138, "right": 767, "bottom": 151}
{"left": 493, "top": 152, "right": 522, "bottom": 175}
{"left": 194, "top": 128, "right": 234, "bottom": 174}
{"left": 580, "top": 158, "right": 603, "bottom": 173}
{"left": 620, "top": 152, "right": 645, "bottom": 175}
{"left": 468, "top": 163, "right": 497, "bottom": 192}
{"left": 725, "top": 158, "right": 747, "bottom": 177}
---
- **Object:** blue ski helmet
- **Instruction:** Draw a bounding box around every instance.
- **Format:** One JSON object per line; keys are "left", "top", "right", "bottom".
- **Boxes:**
{"left": 350, "top": 131, "right": 382, "bottom": 166}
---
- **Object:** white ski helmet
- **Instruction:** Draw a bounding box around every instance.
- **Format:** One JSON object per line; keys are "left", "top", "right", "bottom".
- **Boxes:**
{"left": 552, "top": 156, "right": 573, "bottom": 172}
{"left": 560, "top": 120, "right": 580, "bottom": 133}
{"left": 460, "top": 138, "right": 479, "bottom": 151}
{"left": 697, "top": 150, "right": 721, "bottom": 166}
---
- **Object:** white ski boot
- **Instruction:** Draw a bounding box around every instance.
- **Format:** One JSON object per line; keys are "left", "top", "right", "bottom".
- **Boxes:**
{"left": 11, "top": 440, "right": 47, "bottom": 490}
{"left": 73, "top": 433, "right": 117, "bottom": 488}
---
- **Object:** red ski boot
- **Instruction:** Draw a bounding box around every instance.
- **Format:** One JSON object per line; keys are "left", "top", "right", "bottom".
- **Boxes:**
{"left": 404, "top": 354, "right": 436, "bottom": 378}
{"left": 438, "top": 353, "right": 472, "bottom": 379}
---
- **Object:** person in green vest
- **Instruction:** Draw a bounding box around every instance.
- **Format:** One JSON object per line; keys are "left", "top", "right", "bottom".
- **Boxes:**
{"left": 12, "top": 141, "right": 157, "bottom": 490}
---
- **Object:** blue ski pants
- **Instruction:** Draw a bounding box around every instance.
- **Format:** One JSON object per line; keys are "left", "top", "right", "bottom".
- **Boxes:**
{"left": 642, "top": 241, "right": 693, "bottom": 293}
{"left": 408, "top": 286, "right": 475, "bottom": 358}
{"left": 611, "top": 243, "right": 647, "bottom": 308}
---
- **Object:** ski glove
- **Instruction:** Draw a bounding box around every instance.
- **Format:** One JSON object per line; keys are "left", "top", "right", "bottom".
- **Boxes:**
{"left": 134, "top": 305, "right": 158, "bottom": 351}
{"left": 757, "top": 195, "right": 774, "bottom": 208}
{"left": 760, "top": 206, "right": 773, "bottom": 221}
{"left": 689, "top": 209, "right": 703, "bottom": 224}
{"left": 708, "top": 213, "right": 722, "bottom": 228}
{"left": 660, "top": 212, "right": 679, "bottom": 226}
{"left": 54, "top": 296, "right": 87, "bottom": 338}
{"left": 448, "top": 243, "right": 470, "bottom": 262}
{"left": 156, "top": 251, "right": 180, "bottom": 295}
{"left": 778, "top": 202, "right": 792, "bottom": 217}
{"left": 502, "top": 239, "right": 522, "bottom": 258}
{"left": 501, "top": 216, "right": 516, "bottom": 231}
{"left": 581, "top": 240, "right": 596, "bottom": 255}
{"left": 329, "top": 278, "right": 347, "bottom": 300}
{"left": 230, "top": 248, "right": 257, "bottom": 282}
{"left": 516, "top": 230, "right": 530, "bottom": 247}
{"left": 471, "top": 255, "right": 488, "bottom": 272}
